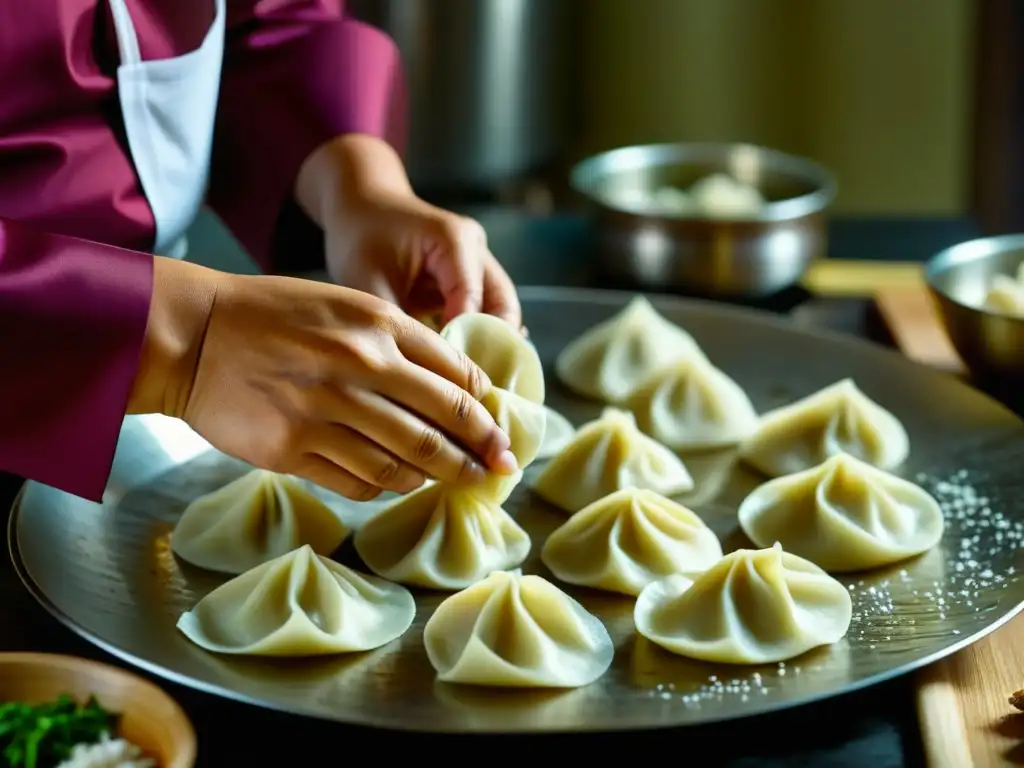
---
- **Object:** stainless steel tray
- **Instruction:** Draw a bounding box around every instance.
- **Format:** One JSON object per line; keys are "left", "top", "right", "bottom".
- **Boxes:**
{"left": 10, "top": 286, "right": 1024, "bottom": 733}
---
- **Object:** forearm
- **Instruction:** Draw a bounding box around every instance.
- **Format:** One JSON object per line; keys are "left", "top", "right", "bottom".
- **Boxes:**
{"left": 294, "top": 133, "right": 413, "bottom": 230}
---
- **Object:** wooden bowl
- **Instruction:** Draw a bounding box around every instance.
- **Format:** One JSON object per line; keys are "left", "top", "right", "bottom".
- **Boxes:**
{"left": 0, "top": 653, "right": 196, "bottom": 767}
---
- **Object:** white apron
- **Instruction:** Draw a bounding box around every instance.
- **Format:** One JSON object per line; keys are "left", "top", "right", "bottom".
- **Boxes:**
{"left": 108, "top": 0, "right": 226, "bottom": 259}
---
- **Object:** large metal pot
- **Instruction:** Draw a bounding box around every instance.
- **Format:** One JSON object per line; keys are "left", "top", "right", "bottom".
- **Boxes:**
{"left": 349, "top": 0, "right": 575, "bottom": 193}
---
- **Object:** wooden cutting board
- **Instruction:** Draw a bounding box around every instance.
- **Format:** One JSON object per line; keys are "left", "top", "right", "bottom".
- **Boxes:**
{"left": 874, "top": 282, "right": 1024, "bottom": 768}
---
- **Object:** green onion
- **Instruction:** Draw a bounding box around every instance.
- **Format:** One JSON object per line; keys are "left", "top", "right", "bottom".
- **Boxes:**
{"left": 0, "top": 694, "right": 116, "bottom": 768}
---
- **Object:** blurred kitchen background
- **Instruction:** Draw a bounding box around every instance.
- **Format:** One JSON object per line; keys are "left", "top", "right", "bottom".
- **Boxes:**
{"left": 347, "top": 0, "right": 1014, "bottom": 230}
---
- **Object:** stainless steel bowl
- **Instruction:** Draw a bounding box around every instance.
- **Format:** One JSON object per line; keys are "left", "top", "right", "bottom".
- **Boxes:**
{"left": 570, "top": 143, "right": 836, "bottom": 297}
{"left": 925, "top": 234, "right": 1024, "bottom": 381}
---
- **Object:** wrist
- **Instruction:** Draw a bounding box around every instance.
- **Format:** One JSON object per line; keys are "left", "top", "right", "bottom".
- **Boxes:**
{"left": 294, "top": 133, "right": 413, "bottom": 229}
{"left": 127, "top": 257, "right": 221, "bottom": 418}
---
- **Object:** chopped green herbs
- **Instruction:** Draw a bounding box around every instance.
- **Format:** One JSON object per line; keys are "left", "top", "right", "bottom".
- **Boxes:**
{"left": 0, "top": 694, "right": 116, "bottom": 768}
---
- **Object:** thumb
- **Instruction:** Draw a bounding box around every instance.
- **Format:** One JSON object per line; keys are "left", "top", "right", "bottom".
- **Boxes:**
{"left": 422, "top": 216, "right": 486, "bottom": 321}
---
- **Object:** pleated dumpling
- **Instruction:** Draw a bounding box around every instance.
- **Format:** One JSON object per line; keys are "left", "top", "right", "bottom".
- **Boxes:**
{"left": 537, "top": 407, "right": 575, "bottom": 460}
{"left": 171, "top": 469, "right": 349, "bottom": 575}
{"left": 531, "top": 407, "right": 694, "bottom": 513}
{"left": 353, "top": 482, "right": 531, "bottom": 590}
{"left": 177, "top": 546, "right": 415, "bottom": 657}
{"left": 738, "top": 453, "right": 944, "bottom": 572}
{"left": 625, "top": 355, "right": 759, "bottom": 450}
{"left": 555, "top": 296, "right": 702, "bottom": 403}
{"left": 634, "top": 543, "right": 852, "bottom": 665}
{"left": 441, "top": 312, "right": 544, "bottom": 403}
{"left": 423, "top": 570, "right": 614, "bottom": 688}
{"left": 541, "top": 488, "right": 723, "bottom": 596}
{"left": 740, "top": 378, "right": 910, "bottom": 478}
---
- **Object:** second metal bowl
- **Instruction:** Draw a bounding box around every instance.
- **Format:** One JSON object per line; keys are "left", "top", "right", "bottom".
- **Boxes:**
{"left": 570, "top": 142, "right": 836, "bottom": 297}
{"left": 925, "top": 234, "right": 1024, "bottom": 382}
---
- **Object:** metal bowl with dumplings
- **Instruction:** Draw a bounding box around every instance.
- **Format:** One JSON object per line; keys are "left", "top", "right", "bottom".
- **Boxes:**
{"left": 925, "top": 233, "right": 1024, "bottom": 381}
{"left": 569, "top": 142, "right": 836, "bottom": 297}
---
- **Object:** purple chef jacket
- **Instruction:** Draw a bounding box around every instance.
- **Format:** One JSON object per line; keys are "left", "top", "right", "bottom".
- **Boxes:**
{"left": 0, "top": 0, "right": 406, "bottom": 502}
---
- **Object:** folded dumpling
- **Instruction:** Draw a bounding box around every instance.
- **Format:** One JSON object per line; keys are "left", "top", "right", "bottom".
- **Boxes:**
{"left": 738, "top": 453, "right": 944, "bottom": 572}
{"left": 177, "top": 545, "right": 415, "bottom": 657}
{"left": 625, "top": 355, "right": 759, "bottom": 450}
{"left": 531, "top": 407, "right": 694, "bottom": 513}
{"left": 441, "top": 312, "right": 545, "bottom": 403}
{"left": 171, "top": 469, "right": 349, "bottom": 575}
{"left": 423, "top": 570, "right": 614, "bottom": 688}
{"left": 541, "top": 488, "right": 723, "bottom": 596}
{"left": 537, "top": 406, "right": 575, "bottom": 460}
{"left": 740, "top": 378, "right": 909, "bottom": 477}
{"left": 353, "top": 482, "right": 531, "bottom": 590}
{"left": 985, "top": 273, "right": 1024, "bottom": 317}
{"left": 555, "top": 295, "right": 703, "bottom": 403}
{"left": 634, "top": 543, "right": 852, "bottom": 664}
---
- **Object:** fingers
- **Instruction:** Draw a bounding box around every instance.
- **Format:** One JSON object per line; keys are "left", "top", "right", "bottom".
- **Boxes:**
{"left": 294, "top": 454, "right": 384, "bottom": 502}
{"left": 391, "top": 314, "right": 491, "bottom": 400}
{"left": 310, "top": 423, "right": 426, "bottom": 495}
{"left": 423, "top": 217, "right": 486, "bottom": 320}
{"left": 336, "top": 388, "right": 505, "bottom": 485}
{"left": 373, "top": 358, "right": 518, "bottom": 477}
{"left": 481, "top": 252, "right": 523, "bottom": 328}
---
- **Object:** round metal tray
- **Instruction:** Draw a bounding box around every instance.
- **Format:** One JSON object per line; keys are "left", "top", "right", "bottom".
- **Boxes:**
{"left": 10, "top": 287, "right": 1024, "bottom": 733}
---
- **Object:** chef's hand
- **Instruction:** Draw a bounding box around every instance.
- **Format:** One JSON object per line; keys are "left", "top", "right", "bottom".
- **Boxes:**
{"left": 128, "top": 258, "right": 519, "bottom": 502}
{"left": 295, "top": 134, "right": 522, "bottom": 329}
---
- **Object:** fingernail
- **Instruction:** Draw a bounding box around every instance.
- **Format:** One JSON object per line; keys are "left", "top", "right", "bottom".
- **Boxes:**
{"left": 494, "top": 450, "right": 520, "bottom": 475}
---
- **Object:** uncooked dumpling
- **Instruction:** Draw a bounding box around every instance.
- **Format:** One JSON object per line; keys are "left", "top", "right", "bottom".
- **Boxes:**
{"left": 177, "top": 546, "right": 415, "bottom": 657}
{"left": 541, "top": 488, "right": 723, "bottom": 596}
{"left": 625, "top": 355, "right": 759, "bottom": 450}
{"left": 473, "top": 386, "right": 548, "bottom": 501}
{"left": 687, "top": 173, "right": 765, "bottom": 218}
{"left": 740, "top": 379, "right": 909, "bottom": 477}
{"left": 531, "top": 407, "right": 694, "bottom": 513}
{"left": 353, "top": 482, "right": 530, "bottom": 590}
{"left": 537, "top": 406, "right": 575, "bottom": 460}
{"left": 171, "top": 469, "right": 349, "bottom": 575}
{"left": 634, "top": 543, "right": 852, "bottom": 665}
{"left": 984, "top": 273, "right": 1024, "bottom": 318}
{"left": 441, "top": 312, "right": 544, "bottom": 403}
{"left": 738, "top": 453, "right": 944, "bottom": 572}
{"left": 423, "top": 570, "right": 614, "bottom": 688}
{"left": 555, "top": 296, "right": 702, "bottom": 403}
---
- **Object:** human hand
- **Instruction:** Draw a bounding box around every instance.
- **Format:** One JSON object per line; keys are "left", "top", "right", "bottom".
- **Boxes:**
{"left": 296, "top": 134, "right": 522, "bottom": 329}
{"left": 130, "top": 258, "right": 518, "bottom": 502}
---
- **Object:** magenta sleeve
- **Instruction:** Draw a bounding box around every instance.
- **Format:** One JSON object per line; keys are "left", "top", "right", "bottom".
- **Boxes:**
{"left": 0, "top": 217, "right": 153, "bottom": 501}
{"left": 207, "top": 0, "right": 406, "bottom": 272}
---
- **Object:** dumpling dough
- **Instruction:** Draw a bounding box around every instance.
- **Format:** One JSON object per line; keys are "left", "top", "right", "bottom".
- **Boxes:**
{"left": 634, "top": 543, "right": 852, "bottom": 664}
{"left": 531, "top": 407, "right": 694, "bottom": 513}
{"left": 541, "top": 488, "right": 723, "bottom": 596}
{"left": 537, "top": 407, "right": 575, "bottom": 460}
{"left": 441, "top": 312, "right": 544, "bottom": 403}
{"left": 177, "top": 545, "right": 415, "bottom": 657}
{"left": 171, "top": 469, "right": 349, "bottom": 575}
{"left": 740, "top": 378, "right": 910, "bottom": 477}
{"left": 423, "top": 569, "right": 614, "bottom": 688}
{"left": 985, "top": 270, "right": 1024, "bottom": 318}
{"left": 625, "top": 355, "right": 759, "bottom": 450}
{"left": 353, "top": 482, "right": 531, "bottom": 590}
{"left": 738, "top": 453, "right": 944, "bottom": 572}
{"left": 555, "top": 296, "right": 702, "bottom": 403}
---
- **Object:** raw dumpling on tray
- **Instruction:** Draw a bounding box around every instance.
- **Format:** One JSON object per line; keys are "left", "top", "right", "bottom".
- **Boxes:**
{"left": 423, "top": 569, "right": 614, "bottom": 688}
{"left": 537, "top": 406, "right": 576, "bottom": 460}
{"left": 634, "top": 543, "right": 852, "bottom": 665}
{"left": 740, "top": 378, "right": 910, "bottom": 478}
{"left": 171, "top": 469, "right": 349, "bottom": 575}
{"left": 541, "top": 488, "right": 723, "bottom": 596}
{"left": 531, "top": 407, "right": 694, "bottom": 513}
{"left": 555, "top": 295, "right": 703, "bottom": 403}
{"left": 353, "top": 482, "right": 531, "bottom": 590}
{"left": 177, "top": 546, "right": 415, "bottom": 657}
{"left": 738, "top": 453, "right": 944, "bottom": 572}
{"left": 354, "top": 312, "right": 546, "bottom": 590}
{"left": 625, "top": 355, "right": 759, "bottom": 451}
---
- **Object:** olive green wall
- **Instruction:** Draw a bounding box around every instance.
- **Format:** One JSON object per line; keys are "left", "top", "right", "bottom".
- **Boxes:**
{"left": 578, "top": 0, "right": 974, "bottom": 215}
